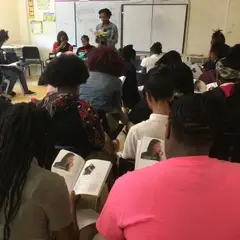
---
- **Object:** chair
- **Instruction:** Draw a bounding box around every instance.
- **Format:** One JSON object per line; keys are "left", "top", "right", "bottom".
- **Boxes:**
{"left": 22, "top": 46, "right": 44, "bottom": 76}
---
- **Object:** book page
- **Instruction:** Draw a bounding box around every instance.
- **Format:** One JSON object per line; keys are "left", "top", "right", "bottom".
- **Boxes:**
{"left": 135, "top": 137, "right": 166, "bottom": 170}
{"left": 76, "top": 209, "right": 99, "bottom": 230}
{"left": 51, "top": 150, "right": 85, "bottom": 192}
{"left": 73, "top": 160, "right": 112, "bottom": 197}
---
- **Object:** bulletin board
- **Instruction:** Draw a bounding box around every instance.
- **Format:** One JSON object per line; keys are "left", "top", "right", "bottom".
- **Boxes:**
{"left": 27, "top": 0, "right": 56, "bottom": 59}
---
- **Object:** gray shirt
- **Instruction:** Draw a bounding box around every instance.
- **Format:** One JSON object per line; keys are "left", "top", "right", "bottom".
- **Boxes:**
{"left": 96, "top": 22, "right": 118, "bottom": 47}
{"left": 80, "top": 71, "right": 122, "bottom": 113}
{"left": 0, "top": 161, "right": 72, "bottom": 240}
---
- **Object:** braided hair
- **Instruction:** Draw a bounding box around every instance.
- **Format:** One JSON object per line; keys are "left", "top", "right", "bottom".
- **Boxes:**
{"left": 0, "top": 103, "right": 55, "bottom": 240}
{"left": 170, "top": 94, "right": 223, "bottom": 146}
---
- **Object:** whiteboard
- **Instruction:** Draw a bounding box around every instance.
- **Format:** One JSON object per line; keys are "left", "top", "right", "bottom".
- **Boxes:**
{"left": 123, "top": 5, "right": 153, "bottom": 51}
{"left": 55, "top": 2, "right": 77, "bottom": 46}
{"left": 122, "top": 4, "right": 188, "bottom": 53}
{"left": 76, "top": 2, "right": 122, "bottom": 48}
{"left": 151, "top": 5, "right": 187, "bottom": 52}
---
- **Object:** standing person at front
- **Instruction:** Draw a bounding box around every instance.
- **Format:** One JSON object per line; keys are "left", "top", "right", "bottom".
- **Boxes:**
{"left": 0, "top": 103, "right": 79, "bottom": 240}
{"left": 97, "top": 94, "right": 240, "bottom": 240}
{"left": 96, "top": 8, "right": 118, "bottom": 48}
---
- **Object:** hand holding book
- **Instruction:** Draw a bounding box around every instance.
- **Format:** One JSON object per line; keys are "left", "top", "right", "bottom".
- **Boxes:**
{"left": 52, "top": 150, "right": 112, "bottom": 197}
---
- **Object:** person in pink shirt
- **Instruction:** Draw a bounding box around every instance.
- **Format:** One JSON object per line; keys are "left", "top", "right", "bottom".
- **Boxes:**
{"left": 97, "top": 93, "right": 240, "bottom": 240}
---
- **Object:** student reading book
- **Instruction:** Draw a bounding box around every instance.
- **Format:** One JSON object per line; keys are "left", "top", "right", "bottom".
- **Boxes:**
{"left": 135, "top": 137, "right": 166, "bottom": 170}
{"left": 52, "top": 150, "right": 112, "bottom": 197}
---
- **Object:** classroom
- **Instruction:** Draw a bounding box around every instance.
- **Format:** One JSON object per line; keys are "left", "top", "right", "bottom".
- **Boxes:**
{"left": 0, "top": 0, "right": 240, "bottom": 239}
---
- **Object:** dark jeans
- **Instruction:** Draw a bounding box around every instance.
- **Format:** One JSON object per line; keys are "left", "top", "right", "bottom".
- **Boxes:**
{"left": 2, "top": 67, "right": 29, "bottom": 94}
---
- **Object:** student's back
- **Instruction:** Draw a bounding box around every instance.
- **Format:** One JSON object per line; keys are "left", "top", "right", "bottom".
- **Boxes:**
{"left": 122, "top": 66, "right": 173, "bottom": 161}
{"left": 0, "top": 103, "right": 78, "bottom": 240}
{"left": 97, "top": 94, "right": 240, "bottom": 240}
{"left": 4, "top": 162, "right": 71, "bottom": 239}
{"left": 98, "top": 157, "right": 240, "bottom": 240}
{"left": 206, "top": 45, "right": 240, "bottom": 162}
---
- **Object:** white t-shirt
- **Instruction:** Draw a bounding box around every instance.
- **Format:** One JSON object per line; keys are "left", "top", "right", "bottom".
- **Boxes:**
{"left": 122, "top": 113, "right": 168, "bottom": 160}
{"left": 141, "top": 54, "right": 163, "bottom": 72}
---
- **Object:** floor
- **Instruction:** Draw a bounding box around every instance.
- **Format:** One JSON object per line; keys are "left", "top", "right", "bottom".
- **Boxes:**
{"left": 11, "top": 75, "right": 46, "bottom": 104}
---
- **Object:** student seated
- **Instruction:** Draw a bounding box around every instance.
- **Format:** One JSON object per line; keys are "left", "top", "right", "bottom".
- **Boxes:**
{"left": 141, "top": 42, "right": 163, "bottom": 73}
{"left": 203, "top": 29, "right": 230, "bottom": 72}
{"left": 129, "top": 61, "right": 193, "bottom": 124}
{"left": 0, "top": 29, "right": 35, "bottom": 96}
{"left": 97, "top": 93, "right": 240, "bottom": 240}
{"left": 76, "top": 35, "right": 95, "bottom": 60}
{"left": 120, "top": 66, "right": 174, "bottom": 172}
{"left": 203, "top": 42, "right": 230, "bottom": 72}
{"left": 0, "top": 103, "right": 79, "bottom": 239}
{"left": 52, "top": 31, "right": 73, "bottom": 54}
{"left": 119, "top": 45, "right": 140, "bottom": 109}
{"left": 200, "top": 42, "right": 230, "bottom": 86}
{"left": 205, "top": 44, "right": 240, "bottom": 98}
{"left": 146, "top": 50, "right": 182, "bottom": 80}
{"left": 80, "top": 47, "right": 128, "bottom": 130}
{"left": 38, "top": 54, "right": 105, "bottom": 158}
{"left": 206, "top": 44, "right": 240, "bottom": 162}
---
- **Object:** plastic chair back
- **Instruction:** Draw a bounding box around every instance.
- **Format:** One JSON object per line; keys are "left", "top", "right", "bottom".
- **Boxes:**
{"left": 22, "top": 46, "right": 41, "bottom": 60}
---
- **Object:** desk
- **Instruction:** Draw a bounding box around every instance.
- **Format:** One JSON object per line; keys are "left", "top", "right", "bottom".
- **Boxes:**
{"left": 136, "top": 51, "right": 149, "bottom": 60}
{"left": 186, "top": 54, "right": 208, "bottom": 64}
{"left": 2, "top": 45, "right": 36, "bottom": 57}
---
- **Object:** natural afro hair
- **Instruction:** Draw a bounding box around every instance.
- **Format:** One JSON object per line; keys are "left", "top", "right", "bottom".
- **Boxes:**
{"left": 42, "top": 54, "right": 89, "bottom": 88}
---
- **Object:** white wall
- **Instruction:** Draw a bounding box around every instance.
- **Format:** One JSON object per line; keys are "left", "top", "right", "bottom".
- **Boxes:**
{"left": 0, "top": 0, "right": 21, "bottom": 43}
{"left": 1, "top": 0, "right": 240, "bottom": 57}
{"left": 186, "top": 0, "right": 240, "bottom": 54}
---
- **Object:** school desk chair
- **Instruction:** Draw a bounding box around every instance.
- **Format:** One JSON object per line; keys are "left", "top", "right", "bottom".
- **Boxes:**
{"left": 22, "top": 46, "right": 44, "bottom": 76}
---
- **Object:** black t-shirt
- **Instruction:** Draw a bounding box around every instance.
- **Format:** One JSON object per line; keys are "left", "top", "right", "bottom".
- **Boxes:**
{"left": 76, "top": 45, "right": 95, "bottom": 55}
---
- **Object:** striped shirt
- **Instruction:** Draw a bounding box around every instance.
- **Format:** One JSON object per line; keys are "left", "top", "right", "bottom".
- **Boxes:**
{"left": 96, "top": 22, "right": 118, "bottom": 47}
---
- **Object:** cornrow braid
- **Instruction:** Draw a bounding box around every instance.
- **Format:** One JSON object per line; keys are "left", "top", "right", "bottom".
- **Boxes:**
{"left": 170, "top": 94, "right": 223, "bottom": 145}
{"left": 0, "top": 103, "right": 54, "bottom": 240}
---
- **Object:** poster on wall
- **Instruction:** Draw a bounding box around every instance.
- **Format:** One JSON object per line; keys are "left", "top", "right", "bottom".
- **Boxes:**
{"left": 28, "top": 0, "right": 35, "bottom": 19}
{"left": 37, "top": 0, "right": 51, "bottom": 10}
{"left": 30, "top": 21, "right": 43, "bottom": 34}
{"left": 43, "top": 12, "right": 55, "bottom": 22}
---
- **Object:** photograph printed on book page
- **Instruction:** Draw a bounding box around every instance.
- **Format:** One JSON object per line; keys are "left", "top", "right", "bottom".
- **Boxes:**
{"left": 136, "top": 137, "right": 166, "bottom": 170}
{"left": 51, "top": 150, "right": 85, "bottom": 192}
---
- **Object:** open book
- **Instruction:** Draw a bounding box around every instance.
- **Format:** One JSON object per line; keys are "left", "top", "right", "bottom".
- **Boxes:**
{"left": 135, "top": 137, "right": 166, "bottom": 170}
{"left": 51, "top": 150, "right": 112, "bottom": 197}
{"left": 190, "top": 63, "right": 203, "bottom": 80}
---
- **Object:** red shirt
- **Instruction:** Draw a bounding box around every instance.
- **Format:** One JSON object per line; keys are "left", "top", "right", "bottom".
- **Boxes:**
{"left": 52, "top": 42, "right": 73, "bottom": 54}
